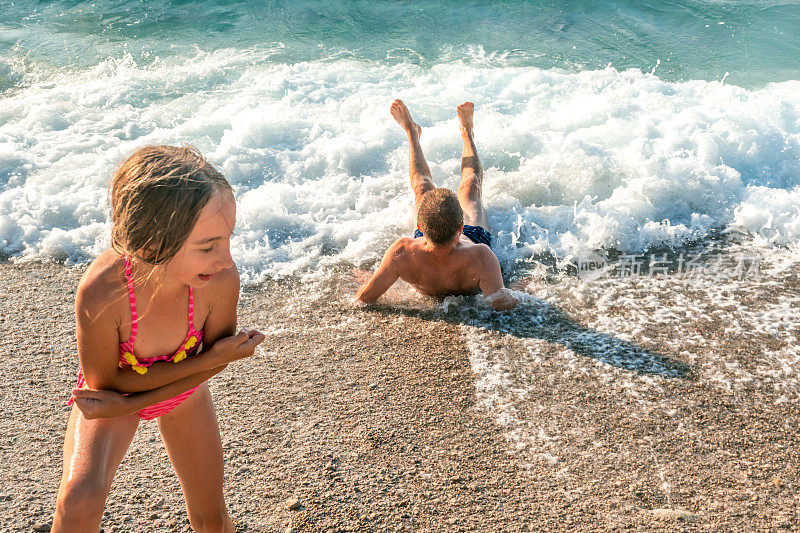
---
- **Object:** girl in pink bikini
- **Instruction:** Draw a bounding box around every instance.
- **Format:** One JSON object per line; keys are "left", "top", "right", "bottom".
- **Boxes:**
{"left": 53, "top": 146, "right": 265, "bottom": 532}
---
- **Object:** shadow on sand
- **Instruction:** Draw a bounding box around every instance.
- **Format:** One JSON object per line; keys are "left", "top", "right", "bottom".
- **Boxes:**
{"left": 364, "top": 296, "right": 691, "bottom": 379}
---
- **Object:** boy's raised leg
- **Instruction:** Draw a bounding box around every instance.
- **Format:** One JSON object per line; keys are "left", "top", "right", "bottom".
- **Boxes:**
{"left": 391, "top": 99, "right": 435, "bottom": 221}
{"left": 456, "top": 102, "right": 488, "bottom": 229}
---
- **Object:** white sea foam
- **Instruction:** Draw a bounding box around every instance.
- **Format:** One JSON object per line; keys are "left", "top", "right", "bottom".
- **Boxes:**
{"left": 1, "top": 49, "right": 799, "bottom": 278}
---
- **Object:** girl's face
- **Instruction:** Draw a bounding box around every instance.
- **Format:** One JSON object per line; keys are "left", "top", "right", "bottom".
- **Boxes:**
{"left": 166, "top": 189, "right": 236, "bottom": 287}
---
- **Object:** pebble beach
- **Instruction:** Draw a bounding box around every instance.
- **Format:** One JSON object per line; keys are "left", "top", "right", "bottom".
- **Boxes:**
{"left": 2, "top": 252, "right": 799, "bottom": 532}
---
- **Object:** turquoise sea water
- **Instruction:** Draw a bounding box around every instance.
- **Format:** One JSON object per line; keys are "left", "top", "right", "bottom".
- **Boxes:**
{"left": 3, "top": 1, "right": 800, "bottom": 86}
{"left": 1, "top": 1, "right": 799, "bottom": 279}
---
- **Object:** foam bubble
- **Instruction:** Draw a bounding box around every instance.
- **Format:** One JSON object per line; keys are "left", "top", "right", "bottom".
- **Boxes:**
{"left": 733, "top": 186, "right": 800, "bottom": 245}
{"left": 0, "top": 58, "right": 23, "bottom": 93}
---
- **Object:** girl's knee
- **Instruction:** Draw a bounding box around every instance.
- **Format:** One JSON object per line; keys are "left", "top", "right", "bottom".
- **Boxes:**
{"left": 54, "top": 477, "right": 107, "bottom": 530}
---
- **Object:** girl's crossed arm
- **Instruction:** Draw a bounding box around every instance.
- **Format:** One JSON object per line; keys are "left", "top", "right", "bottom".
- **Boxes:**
{"left": 74, "top": 267, "right": 264, "bottom": 418}
{"left": 72, "top": 331, "right": 263, "bottom": 419}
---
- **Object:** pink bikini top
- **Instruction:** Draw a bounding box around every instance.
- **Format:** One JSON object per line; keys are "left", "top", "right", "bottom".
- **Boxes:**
{"left": 119, "top": 256, "right": 203, "bottom": 373}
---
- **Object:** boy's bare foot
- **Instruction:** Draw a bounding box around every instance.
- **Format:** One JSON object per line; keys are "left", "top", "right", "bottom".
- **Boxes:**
{"left": 391, "top": 99, "right": 422, "bottom": 138}
{"left": 457, "top": 101, "right": 474, "bottom": 134}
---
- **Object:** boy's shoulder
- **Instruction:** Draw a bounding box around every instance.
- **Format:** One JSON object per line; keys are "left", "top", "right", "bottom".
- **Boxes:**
{"left": 457, "top": 240, "right": 494, "bottom": 261}
{"left": 386, "top": 236, "right": 421, "bottom": 265}
{"left": 475, "top": 242, "right": 496, "bottom": 260}
{"left": 388, "top": 236, "right": 416, "bottom": 255}
{"left": 458, "top": 242, "right": 499, "bottom": 278}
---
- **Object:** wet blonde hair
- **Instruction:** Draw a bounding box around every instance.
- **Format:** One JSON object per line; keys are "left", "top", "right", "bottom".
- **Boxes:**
{"left": 109, "top": 145, "right": 232, "bottom": 265}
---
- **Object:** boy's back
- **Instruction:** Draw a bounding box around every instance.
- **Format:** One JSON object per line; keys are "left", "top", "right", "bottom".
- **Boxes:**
{"left": 389, "top": 235, "right": 496, "bottom": 296}
{"left": 356, "top": 99, "right": 518, "bottom": 312}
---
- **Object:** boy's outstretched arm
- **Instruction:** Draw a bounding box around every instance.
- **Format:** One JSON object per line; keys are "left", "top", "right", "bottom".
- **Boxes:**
{"left": 477, "top": 246, "right": 519, "bottom": 311}
{"left": 356, "top": 239, "right": 405, "bottom": 304}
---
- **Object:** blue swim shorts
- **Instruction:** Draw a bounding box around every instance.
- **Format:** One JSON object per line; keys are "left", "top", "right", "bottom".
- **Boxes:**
{"left": 414, "top": 224, "right": 492, "bottom": 247}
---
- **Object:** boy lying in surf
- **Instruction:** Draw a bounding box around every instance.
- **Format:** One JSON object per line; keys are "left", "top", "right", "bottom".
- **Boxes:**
{"left": 356, "top": 100, "right": 519, "bottom": 311}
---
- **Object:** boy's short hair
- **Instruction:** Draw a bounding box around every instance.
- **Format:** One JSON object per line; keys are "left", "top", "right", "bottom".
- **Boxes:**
{"left": 417, "top": 188, "right": 463, "bottom": 246}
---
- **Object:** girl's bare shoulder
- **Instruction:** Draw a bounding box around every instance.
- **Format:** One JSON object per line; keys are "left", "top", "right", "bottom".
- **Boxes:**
{"left": 208, "top": 266, "right": 240, "bottom": 298}
{"left": 75, "top": 250, "right": 127, "bottom": 319}
{"left": 193, "top": 266, "right": 240, "bottom": 309}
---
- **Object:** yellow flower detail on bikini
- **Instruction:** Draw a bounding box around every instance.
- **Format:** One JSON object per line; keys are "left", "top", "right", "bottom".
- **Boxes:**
{"left": 123, "top": 351, "right": 148, "bottom": 375}
{"left": 173, "top": 335, "right": 196, "bottom": 363}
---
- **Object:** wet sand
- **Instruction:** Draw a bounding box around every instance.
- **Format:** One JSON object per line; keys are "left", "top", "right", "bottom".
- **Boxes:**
{"left": 1, "top": 257, "right": 799, "bottom": 532}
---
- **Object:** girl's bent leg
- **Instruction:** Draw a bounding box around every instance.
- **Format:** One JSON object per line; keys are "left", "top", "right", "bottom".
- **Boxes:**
{"left": 53, "top": 405, "right": 139, "bottom": 533}
{"left": 158, "top": 383, "right": 233, "bottom": 533}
